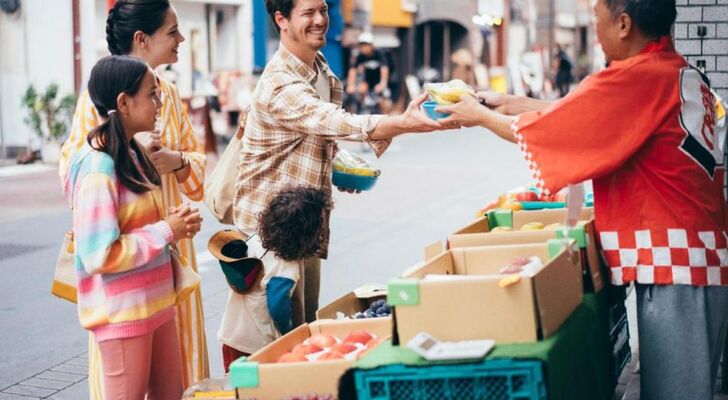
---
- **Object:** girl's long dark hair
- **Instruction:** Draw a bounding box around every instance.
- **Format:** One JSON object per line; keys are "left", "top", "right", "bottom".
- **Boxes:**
{"left": 106, "top": 0, "right": 171, "bottom": 55}
{"left": 87, "top": 55, "right": 160, "bottom": 194}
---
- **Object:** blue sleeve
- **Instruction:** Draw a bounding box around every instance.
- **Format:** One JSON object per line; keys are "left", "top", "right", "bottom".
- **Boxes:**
{"left": 266, "top": 276, "right": 296, "bottom": 334}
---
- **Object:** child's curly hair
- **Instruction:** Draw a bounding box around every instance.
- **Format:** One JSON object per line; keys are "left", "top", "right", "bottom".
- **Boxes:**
{"left": 258, "top": 186, "right": 333, "bottom": 261}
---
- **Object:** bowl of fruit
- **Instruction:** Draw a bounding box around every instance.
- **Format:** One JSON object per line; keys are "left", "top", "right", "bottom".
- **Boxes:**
{"left": 332, "top": 149, "right": 380, "bottom": 191}
{"left": 422, "top": 79, "right": 476, "bottom": 120}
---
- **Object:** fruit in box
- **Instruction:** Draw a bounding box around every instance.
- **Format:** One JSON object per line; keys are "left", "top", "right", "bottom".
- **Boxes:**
{"left": 491, "top": 226, "right": 512, "bottom": 232}
{"left": 515, "top": 191, "right": 539, "bottom": 202}
{"left": 343, "top": 330, "right": 374, "bottom": 345}
{"left": 316, "top": 351, "right": 345, "bottom": 361}
{"left": 292, "top": 343, "right": 324, "bottom": 356}
{"left": 520, "top": 222, "right": 545, "bottom": 231}
{"left": 424, "top": 80, "right": 476, "bottom": 105}
{"left": 307, "top": 333, "right": 337, "bottom": 348}
{"left": 278, "top": 353, "right": 308, "bottom": 363}
{"left": 330, "top": 342, "right": 358, "bottom": 354}
{"left": 500, "top": 201, "right": 523, "bottom": 211}
{"left": 544, "top": 223, "right": 562, "bottom": 230}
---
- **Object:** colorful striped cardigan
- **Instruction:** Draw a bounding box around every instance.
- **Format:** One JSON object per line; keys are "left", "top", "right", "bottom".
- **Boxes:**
{"left": 64, "top": 145, "right": 177, "bottom": 342}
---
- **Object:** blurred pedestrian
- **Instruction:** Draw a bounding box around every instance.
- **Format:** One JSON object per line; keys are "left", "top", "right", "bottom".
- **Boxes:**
{"left": 439, "top": 1, "right": 727, "bottom": 398}
{"left": 59, "top": 1, "right": 209, "bottom": 397}
{"left": 63, "top": 55, "right": 201, "bottom": 400}
{"left": 235, "top": 0, "right": 441, "bottom": 329}
{"left": 554, "top": 44, "right": 573, "bottom": 97}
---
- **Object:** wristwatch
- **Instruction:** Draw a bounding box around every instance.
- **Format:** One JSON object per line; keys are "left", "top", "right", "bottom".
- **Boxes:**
{"left": 173, "top": 151, "right": 189, "bottom": 172}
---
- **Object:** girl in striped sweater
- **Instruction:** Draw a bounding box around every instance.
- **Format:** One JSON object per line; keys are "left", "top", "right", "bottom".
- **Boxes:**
{"left": 63, "top": 55, "right": 202, "bottom": 400}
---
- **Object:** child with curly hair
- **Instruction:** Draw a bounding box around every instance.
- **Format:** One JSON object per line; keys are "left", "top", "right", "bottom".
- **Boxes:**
{"left": 216, "top": 186, "right": 332, "bottom": 371}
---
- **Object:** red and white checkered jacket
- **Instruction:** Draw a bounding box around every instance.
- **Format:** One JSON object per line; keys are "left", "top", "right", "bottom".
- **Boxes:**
{"left": 512, "top": 37, "right": 728, "bottom": 286}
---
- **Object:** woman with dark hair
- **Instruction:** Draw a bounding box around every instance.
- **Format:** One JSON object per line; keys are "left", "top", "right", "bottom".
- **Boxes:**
{"left": 59, "top": 1, "right": 209, "bottom": 397}
{"left": 63, "top": 55, "right": 201, "bottom": 400}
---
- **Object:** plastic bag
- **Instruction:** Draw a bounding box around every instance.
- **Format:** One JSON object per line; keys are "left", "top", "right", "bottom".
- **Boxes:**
{"left": 424, "top": 79, "right": 476, "bottom": 105}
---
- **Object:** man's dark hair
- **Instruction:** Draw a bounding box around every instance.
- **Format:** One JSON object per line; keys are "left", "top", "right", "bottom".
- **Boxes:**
{"left": 258, "top": 186, "right": 332, "bottom": 261}
{"left": 265, "top": 0, "right": 296, "bottom": 33}
{"left": 605, "top": 0, "right": 676, "bottom": 38}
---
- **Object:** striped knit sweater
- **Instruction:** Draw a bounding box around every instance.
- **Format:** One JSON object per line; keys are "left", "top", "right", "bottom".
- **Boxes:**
{"left": 64, "top": 144, "right": 177, "bottom": 342}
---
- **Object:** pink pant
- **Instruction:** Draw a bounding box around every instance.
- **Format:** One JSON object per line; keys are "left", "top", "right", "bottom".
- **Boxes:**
{"left": 97, "top": 318, "right": 183, "bottom": 400}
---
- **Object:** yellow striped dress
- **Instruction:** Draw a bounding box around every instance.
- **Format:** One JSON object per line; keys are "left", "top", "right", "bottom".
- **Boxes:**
{"left": 59, "top": 78, "right": 210, "bottom": 398}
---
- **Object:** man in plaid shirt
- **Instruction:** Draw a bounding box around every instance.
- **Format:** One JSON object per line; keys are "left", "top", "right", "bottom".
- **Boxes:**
{"left": 233, "top": 0, "right": 443, "bottom": 330}
{"left": 439, "top": 0, "right": 728, "bottom": 399}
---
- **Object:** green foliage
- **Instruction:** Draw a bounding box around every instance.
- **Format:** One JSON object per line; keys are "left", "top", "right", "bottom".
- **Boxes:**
{"left": 21, "top": 83, "right": 77, "bottom": 141}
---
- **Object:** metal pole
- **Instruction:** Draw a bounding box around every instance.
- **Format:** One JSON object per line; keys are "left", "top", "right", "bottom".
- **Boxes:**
{"left": 548, "top": 0, "right": 555, "bottom": 77}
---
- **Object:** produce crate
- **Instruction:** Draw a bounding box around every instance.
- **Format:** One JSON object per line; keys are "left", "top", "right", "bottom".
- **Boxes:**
{"left": 354, "top": 359, "right": 547, "bottom": 400}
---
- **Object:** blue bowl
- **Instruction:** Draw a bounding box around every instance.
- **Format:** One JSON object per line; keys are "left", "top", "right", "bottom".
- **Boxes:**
{"left": 422, "top": 101, "right": 450, "bottom": 120}
{"left": 332, "top": 170, "right": 378, "bottom": 191}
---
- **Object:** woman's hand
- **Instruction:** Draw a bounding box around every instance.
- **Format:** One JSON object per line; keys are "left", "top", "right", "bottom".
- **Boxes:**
{"left": 135, "top": 130, "right": 162, "bottom": 153}
{"left": 150, "top": 147, "right": 183, "bottom": 175}
{"left": 436, "top": 95, "right": 489, "bottom": 129}
{"left": 167, "top": 204, "right": 202, "bottom": 240}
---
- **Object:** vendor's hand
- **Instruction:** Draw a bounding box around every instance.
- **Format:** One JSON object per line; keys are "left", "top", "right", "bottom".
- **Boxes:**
{"left": 477, "top": 91, "right": 512, "bottom": 115}
{"left": 135, "top": 130, "right": 162, "bottom": 153}
{"left": 150, "top": 147, "right": 183, "bottom": 175}
{"left": 437, "top": 94, "right": 489, "bottom": 129}
{"left": 400, "top": 93, "right": 444, "bottom": 133}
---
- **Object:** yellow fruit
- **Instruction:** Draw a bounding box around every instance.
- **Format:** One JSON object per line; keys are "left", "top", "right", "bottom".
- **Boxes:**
{"left": 544, "top": 223, "right": 562, "bottom": 230}
{"left": 424, "top": 80, "right": 476, "bottom": 105}
{"left": 520, "top": 222, "right": 545, "bottom": 231}
{"left": 499, "top": 201, "right": 523, "bottom": 211}
{"left": 491, "top": 226, "right": 512, "bottom": 232}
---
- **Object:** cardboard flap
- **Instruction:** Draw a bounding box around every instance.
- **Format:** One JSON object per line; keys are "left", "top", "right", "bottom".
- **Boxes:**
{"left": 401, "top": 251, "right": 454, "bottom": 279}
{"left": 236, "top": 360, "right": 350, "bottom": 398}
{"left": 396, "top": 277, "right": 539, "bottom": 343}
{"left": 584, "top": 221, "right": 605, "bottom": 292}
{"left": 451, "top": 216, "right": 490, "bottom": 235}
{"left": 314, "top": 317, "right": 391, "bottom": 339}
{"left": 424, "top": 241, "right": 444, "bottom": 261}
{"left": 532, "top": 247, "right": 583, "bottom": 338}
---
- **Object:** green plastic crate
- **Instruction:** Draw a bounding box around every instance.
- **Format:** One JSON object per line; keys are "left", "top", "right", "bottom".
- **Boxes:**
{"left": 354, "top": 359, "right": 547, "bottom": 400}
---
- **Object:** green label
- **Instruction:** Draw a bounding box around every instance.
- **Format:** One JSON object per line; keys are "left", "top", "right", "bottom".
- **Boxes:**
{"left": 547, "top": 238, "right": 577, "bottom": 259}
{"left": 487, "top": 209, "right": 513, "bottom": 229}
{"left": 555, "top": 224, "right": 587, "bottom": 248}
{"left": 229, "top": 357, "right": 259, "bottom": 388}
{"left": 387, "top": 278, "right": 420, "bottom": 306}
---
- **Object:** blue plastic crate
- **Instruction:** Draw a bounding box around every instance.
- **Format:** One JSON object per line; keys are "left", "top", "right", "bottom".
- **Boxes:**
{"left": 354, "top": 359, "right": 547, "bottom": 400}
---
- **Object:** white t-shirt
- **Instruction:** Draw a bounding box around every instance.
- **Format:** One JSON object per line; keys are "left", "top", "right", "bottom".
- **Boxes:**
{"left": 313, "top": 63, "right": 331, "bottom": 103}
{"left": 217, "top": 234, "right": 301, "bottom": 354}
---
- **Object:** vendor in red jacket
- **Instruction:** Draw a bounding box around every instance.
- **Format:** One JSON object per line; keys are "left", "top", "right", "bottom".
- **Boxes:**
{"left": 438, "top": 1, "right": 727, "bottom": 399}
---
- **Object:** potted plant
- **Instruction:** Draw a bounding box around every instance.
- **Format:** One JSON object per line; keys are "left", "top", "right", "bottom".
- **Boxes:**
{"left": 21, "top": 83, "right": 77, "bottom": 164}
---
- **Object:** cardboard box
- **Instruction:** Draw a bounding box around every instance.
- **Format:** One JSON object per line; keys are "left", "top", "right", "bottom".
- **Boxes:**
{"left": 231, "top": 318, "right": 391, "bottom": 399}
{"left": 390, "top": 241, "right": 583, "bottom": 344}
{"left": 447, "top": 207, "right": 605, "bottom": 292}
{"left": 316, "top": 287, "right": 387, "bottom": 320}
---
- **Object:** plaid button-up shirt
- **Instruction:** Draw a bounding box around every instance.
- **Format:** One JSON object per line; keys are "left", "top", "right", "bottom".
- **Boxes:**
{"left": 233, "top": 45, "right": 390, "bottom": 258}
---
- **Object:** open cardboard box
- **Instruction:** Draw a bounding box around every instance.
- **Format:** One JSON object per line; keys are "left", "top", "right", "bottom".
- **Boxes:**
{"left": 231, "top": 318, "right": 391, "bottom": 399}
{"left": 447, "top": 207, "right": 604, "bottom": 292}
{"left": 391, "top": 240, "right": 583, "bottom": 344}
{"left": 316, "top": 286, "right": 387, "bottom": 320}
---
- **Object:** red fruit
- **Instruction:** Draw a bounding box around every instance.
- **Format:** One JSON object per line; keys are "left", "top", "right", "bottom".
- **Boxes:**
{"left": 515, "top": 191, "right": 539, "bottom": 202}
{"left": 330, "top": 342, "right": 358, "bottom": 354}
{"left": 316, "top": 351, "right": 345, "bottom": 361}
{"left": 307, "top": 333, "right": 337, "bottom": 348}
{"left": 278, "top": 352, "right": 308, "bottom": 363}
{"left": 343, "top": 330, "right": 374, "bottom": 345}
{"left": 292, "top": 343, "right": 324, "bottom": 355}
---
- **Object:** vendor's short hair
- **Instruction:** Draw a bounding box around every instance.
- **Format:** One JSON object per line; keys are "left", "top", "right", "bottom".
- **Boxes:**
{"left": 604, "top": 0, "right": 676, "bottom": 38}
{"left": 265, "top": 0, "right": 296, "bottom": 33}
{"left": 258, "top": 186, "right": 332, "bottom": 261}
